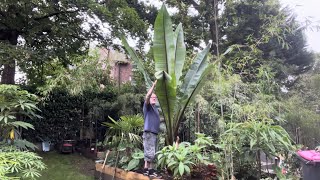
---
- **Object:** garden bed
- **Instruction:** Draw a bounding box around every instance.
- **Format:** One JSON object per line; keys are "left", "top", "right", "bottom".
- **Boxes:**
{"left": 94, "top": 163, "right": 164, "bottom": 180}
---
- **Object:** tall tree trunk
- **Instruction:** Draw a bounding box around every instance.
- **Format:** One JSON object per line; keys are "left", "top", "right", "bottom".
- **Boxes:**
{"left": 1, "top": 62, "right": 15, "bottom": 84}
{"left": 0, "top": 30, "right": 18, "bottom": 84}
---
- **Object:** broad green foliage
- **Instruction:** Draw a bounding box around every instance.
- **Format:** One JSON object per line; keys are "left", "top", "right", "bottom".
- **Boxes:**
{"left": 121, "top": 36, "right": 153, "bottom": 89}
{"left": 126, "top": 149, "right": 144, "bottom": 171}
{"left": 103, "top": 115, "right": 144, "bottom": 171}
{"left": 122, "top": 5, "right": 213, "bottom": 145}
{"left": 157, "top": 133, "right": 213, "bottom": 178}
{"left": 220, "top": 120, "right": 293, "bottom": 155}
{"left": 0, "top": 85, "right": 45, "bottom": 179}
{"left": 0, "top": 147, "right": 46, "bottom": 179}
{"left": 212, "top": 119, "right": 294, "bottom": 179}
{"left": 0, "top": 85, "right": 40, "bottom": 149}
{"left": 103, "top": 114, "right": 144, "bottom": 147}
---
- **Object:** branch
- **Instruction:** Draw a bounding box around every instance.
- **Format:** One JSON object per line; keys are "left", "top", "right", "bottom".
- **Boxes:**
{"left": 34, "top": 9, "right": 81, "bottom": 21}
{"left": 70, "top": 34, "right": 89, "bottom": 41}
{"left": 185, "top": 0, "right": 201, "bottom": 12}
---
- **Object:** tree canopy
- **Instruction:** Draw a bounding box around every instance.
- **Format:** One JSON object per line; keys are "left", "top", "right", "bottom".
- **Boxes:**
{"left": 162, "top": 0, "right": 314, "bottom": 82}
{"left": 0, "top": 0, "right": 153, "bottom": 85}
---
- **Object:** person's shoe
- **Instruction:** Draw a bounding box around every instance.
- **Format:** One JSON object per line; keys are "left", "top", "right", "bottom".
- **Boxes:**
{"left": 143, "top": 168, "right": 149, "bottom": 176}
{"left": 148, "top": 169, "right": 161, "bottom": 178}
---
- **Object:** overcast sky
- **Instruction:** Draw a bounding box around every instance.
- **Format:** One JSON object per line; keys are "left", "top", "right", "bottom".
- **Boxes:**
{"left": 280, "top": 0, "right": 320, "bottom": 52}
{"left": 142, "top": 0, "right": 320, "bottom": 52}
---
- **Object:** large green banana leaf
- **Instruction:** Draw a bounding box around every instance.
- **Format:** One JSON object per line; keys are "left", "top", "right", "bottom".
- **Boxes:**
{"left": 121, "top": 4, "right": 213, "bottom": 145}
{"left": 174, "top": 44, "right": 212, "bottom": 135}
{"left": 174, "top": 23, "right": 186, "bottom": 86}
{"left": 154, "top": 4, "right": 176, "bottom": 77}
{"left": 180, "top": 43, "right": 211, "bottom": 95}
{"left": 155, "top": 71, "right": 176, "bottom": 143}
{"left": 153, "top": 4, "right": 178, "bottom": 144}
{"left": 121, "top": 36, "right": 152, "bottom": 89}
{"left": 175, "top": 64, "right": 215, "bottom": 133}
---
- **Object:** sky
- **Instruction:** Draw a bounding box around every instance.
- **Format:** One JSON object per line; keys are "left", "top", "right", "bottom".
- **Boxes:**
{"left": 280, "top": 0, "right": 320, "bottom": 52}
{"left": 141, "top": 0, "right": 320, "bottom": 52}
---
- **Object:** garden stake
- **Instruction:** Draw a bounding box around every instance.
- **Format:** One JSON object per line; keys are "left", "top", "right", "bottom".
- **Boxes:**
{"left": 112, "top": 149, "right": 120, "bottom": 180}
{"left": 99, "top": 150, "right": 110, "bottom": 180}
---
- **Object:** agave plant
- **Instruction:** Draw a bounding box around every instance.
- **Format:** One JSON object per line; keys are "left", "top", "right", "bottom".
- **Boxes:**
{"left": 122, "top": 5, "right": 213, "bottom": 145}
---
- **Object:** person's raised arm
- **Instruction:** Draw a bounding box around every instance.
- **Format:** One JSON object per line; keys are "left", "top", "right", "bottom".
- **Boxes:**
{"left": 145, "top": 80, "right": 157, "bottom": 104}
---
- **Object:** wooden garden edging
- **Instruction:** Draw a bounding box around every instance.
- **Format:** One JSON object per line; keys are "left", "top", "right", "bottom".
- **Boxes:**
{"left": 95, "top": 163, "right": 164, "bottom": 180}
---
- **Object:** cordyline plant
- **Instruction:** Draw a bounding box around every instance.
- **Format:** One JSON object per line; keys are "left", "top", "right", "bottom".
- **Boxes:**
{"left": 122, "top": 5, "right": 213, "bottom": 145}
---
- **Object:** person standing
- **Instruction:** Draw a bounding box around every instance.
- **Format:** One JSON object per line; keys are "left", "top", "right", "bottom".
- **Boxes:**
{"left": 143, "top": 80, "right": 160, "bottom": 177}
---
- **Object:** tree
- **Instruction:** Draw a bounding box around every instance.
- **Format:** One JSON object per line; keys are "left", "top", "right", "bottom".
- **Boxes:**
{"left": 162, "top": 0, "right": 314, "bottom": 82}
{"left": 221, "top": 0, "right": 314, "bottom": 81}
{"left": 163, "top": 0, "right": 223, "bottom": 54}
{"left": 281, "top": 53, "right": 320, "bottom": 147}
{"left": 0, "top": 0, "right": 151, "bottom": 85}
{"left": 122, "top": 5, "right": 213, "bottom": 145}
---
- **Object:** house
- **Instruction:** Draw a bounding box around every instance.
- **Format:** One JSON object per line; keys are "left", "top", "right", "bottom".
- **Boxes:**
{"left": 98, "top": 48, "right": 132, "bottom": 85}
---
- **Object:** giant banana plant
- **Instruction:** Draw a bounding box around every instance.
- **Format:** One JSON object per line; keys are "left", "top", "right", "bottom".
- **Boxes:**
{"left": 122, "top": 5, "right": 213, "bottom": 145}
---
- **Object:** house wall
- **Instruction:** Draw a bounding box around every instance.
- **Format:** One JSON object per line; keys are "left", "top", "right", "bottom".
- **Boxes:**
{"left": 98, "top": 48, "right": 132, "bottom": 84}
{"left": 112, "top": 63, "right": 132, "bottom": 84}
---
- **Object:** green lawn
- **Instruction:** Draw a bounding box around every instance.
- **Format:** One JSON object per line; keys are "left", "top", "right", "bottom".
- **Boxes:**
{"left": 38, "top": 151, "right": 95, "bottom": 180}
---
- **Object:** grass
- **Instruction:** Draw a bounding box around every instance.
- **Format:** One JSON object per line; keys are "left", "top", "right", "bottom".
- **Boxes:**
{"left": 38, "top": 151, "right": 95, "bottom": 180}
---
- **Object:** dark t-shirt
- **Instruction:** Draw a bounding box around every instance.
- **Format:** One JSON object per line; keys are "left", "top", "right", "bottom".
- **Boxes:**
{"left": 143, "top": 102, "right": 160, "bottom": 134}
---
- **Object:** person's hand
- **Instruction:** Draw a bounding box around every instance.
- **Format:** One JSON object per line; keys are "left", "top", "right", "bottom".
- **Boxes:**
{"left": 153, "top": 80, "right": 157, "bottom": 86}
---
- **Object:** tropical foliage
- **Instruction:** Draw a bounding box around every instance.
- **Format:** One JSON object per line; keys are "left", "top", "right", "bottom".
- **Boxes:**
{"left": 0, "top": 85, "right": 40, "bottom": 149}
{"left": 213, "top": 120, "right": 294, "bottom": 179}
{"left": 103, "top": 114, "right": 144, "bottom": 148}
{"left": 103, "top": 115, "right": 145, "bottom": 171}
{"left": 0, "top": 85, "right": 46, "bottom": 179}
{"left": 157, "top": 133, "right": 214, "bottom": 178}
{"left": 123, "top": 5, "right": 213, "bottom": 145}
{"left": 0, "top": 146, "right": 46, "bottom": 179}
{"left": 0, "top": 0, "right": 318, "bottom": 179}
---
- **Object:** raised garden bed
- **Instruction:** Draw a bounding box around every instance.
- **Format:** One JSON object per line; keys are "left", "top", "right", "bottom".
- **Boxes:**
{"left": 94, "top": 163, "right": 163, "bottom": 180}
